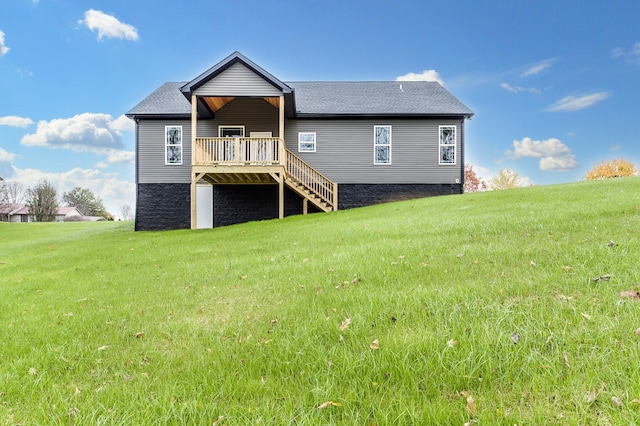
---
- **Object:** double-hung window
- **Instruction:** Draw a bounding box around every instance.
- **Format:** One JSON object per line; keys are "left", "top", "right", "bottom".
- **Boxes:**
{"left": 165, "top": 126, "right": 182, "bottom": 165}
{"left": 374, "top": 125, "right": 392, "bottom": 165}
{"left": 298, "top": 132, "right": 316, "bottom": 152}
{"left": 439, "top": 125, "right": 456, "bottom": 165}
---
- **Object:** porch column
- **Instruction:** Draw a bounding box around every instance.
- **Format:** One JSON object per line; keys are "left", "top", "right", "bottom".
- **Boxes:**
{"left": 279, "top": 172, "right": 284, "bottom": 219}
{"left": 279, "top": 95, "right": 285, "bottom": 165}
{"left": 191, "top": 94, "right": 198, "bottom": 229}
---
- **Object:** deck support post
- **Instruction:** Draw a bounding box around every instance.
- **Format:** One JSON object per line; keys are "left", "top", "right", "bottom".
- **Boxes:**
{"left": 303, "top": 198, "right": 308, "bottom": 215}
{"left": 278, "top": 172, "right": 284, "bottom": 219}
{"left": 278, "top": 95, "right": 285, "bottom": 165}
{"left": 191, "top": 94, "right": 198, "bottom": 229}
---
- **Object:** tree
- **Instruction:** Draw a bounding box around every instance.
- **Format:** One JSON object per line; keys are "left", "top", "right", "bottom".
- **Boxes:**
{"left": 585, "top": 158, "right": 638, "bottom": 180}
{"left": 62, "top": 187, "right": 107, "bottom": 217}
{"left": 489, "top": 168, "right": 520, "bottom": 190}
{"left": 0, "top": 179, "right": 25, "bottom": 204}
{"left": 119, "top": 204, "right": 133, "bottom": 220}
{"left": 26, "top": 179, "right": 58, "bottom": 222}
{"left": 464, "top": 164, "right": 488, "bottom": 193}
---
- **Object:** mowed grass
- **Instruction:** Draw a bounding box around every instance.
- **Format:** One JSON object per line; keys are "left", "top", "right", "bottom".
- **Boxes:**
{"left": 1, "top": 178, "right": 640, "bottom": 425}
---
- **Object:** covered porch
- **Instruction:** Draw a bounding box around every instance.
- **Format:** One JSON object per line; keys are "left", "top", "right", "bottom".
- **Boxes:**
{"left": 189, "top": 94, "right": 337, "bottom": 229}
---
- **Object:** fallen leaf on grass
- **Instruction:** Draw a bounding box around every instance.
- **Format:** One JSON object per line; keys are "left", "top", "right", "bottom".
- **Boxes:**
{"left": 530, "top": 260, "right": 536, "bottom": 267}
{"left": 563, "top": 351, "right": 571, "bottom": 370}
{"left": 620, "top": 290, "right": 640, "bottom": 300}
{"left": 339, "top": 317, "right": 351, "bottom": 330}
{"left": 592, "top": 274, "right": 611, "bottom": 282}
{"left": 212, "top": 415, "right": 224, "bottom": 425}
{"left": 510, "top": 332, "right": 521, "bottom": 344}
{"left": 28, "top": 367, "right": 37, "bottom": 376}
{"left": 630, "top": 399, "right": 640, "bottom": 406}
{"left": 608, "top": 240, "right": 616, "bottom": 247}
{"left": 581, "top": 312, "right": 592, "bottom": 320}
{"left": 97, "top": 345, "right": 110, "bottom": 351}
{"left": 460, "top": 392, "right": 477, "bottom": 417}
{"left": 369, "top": 339, "right": 380, "bottom": 350}
{"left": 556, "top": 294, "right": 573, "bottom": 300}
{"left": 447, "top": 339, "right": 458, "bottom": 348}
{"left": 612, "top": 396, "right": 622, "bottom": 407}
{"left": 318, "top": 401, "right": 342, "bottom": 409}
{"left": 635, "top": 328, "right": 640, "bottom": 336}
{"left": 586, "top": 390, "right": 598, "bottom": 404}
{"left": 134, "top": 332, "right": 144, "bottom": 338}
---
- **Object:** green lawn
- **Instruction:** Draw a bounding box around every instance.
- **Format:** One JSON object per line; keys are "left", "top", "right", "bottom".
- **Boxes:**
{"left": 1, "top": 178, "right": 639, "bottom": 425}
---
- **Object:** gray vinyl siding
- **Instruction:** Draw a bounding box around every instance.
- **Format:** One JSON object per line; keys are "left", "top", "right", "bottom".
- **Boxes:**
{"left": 210, "top": 98, "right": 279, "bottom": 137}
{"left": 138, "top": 119, "right": 192, "bottom": 183}
{"left": 137, "top": 99, "right": 281, "bottom": 183}
{"left": 194, "top": 63, "right": 283, "bottom": 97}
{"left": 284, "top": 118, "right": 463, "bottom": 184}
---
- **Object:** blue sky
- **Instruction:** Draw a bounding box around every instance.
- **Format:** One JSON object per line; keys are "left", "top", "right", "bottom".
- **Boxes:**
{"left": 1, "top": 0, "right": 639, "bottom": 216}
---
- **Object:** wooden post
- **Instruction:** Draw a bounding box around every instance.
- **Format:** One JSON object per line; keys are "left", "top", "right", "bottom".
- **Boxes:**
{"left": 191, "top": 95, "right": 198, "bottom": 229}
{"left": 333, "top": 182, "right": 338, "bottom": 211}
{"left": 279, "top": 95, "right": 285, "bottom": 165}
{"left": 303, "top": 198, "right": 308, "bottom": 215}
{"left": 279, "top": 172, "right": 284, "bottom": 219}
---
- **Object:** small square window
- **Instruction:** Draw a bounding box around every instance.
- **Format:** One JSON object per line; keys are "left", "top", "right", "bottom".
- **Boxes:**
{"left": 439, "top": 125, "right": 456, "bottom": 165}
{"left": 165, "top": 126, "right": 182, "bottom": 165}
{"left": 298, "top": 132, "right": 316, "bottom": 152}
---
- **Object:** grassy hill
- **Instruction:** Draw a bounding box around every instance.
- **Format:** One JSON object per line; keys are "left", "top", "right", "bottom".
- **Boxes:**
{"left": 1, "top": 178, "right": 639, "bottom": 424}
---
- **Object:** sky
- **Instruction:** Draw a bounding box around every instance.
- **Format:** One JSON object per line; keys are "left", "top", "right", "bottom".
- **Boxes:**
{"left": 1, "top": 0, "right": 639, "bottom": 217}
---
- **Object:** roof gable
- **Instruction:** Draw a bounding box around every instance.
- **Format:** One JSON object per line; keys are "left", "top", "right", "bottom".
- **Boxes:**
{"left": 180, "top": 51, "right": 291, "bottom": 96}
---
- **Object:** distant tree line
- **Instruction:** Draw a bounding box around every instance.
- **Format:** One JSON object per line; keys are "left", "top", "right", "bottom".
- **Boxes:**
{"left": 0, "top": 178, "right": 124, "bottom": 222}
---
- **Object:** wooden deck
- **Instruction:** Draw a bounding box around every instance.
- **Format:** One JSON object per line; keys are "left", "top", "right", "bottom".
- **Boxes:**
{"left": 191, "top": 137, "right": 337, "bottom": 226}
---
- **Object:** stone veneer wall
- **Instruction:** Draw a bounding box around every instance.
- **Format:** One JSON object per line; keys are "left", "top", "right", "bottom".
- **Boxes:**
{"left": 337, "top": 183, "right": 462, "bottom": 210}
{"left": 136, "top": 183, "right": 191, "bottom": 231}
{"left": 135, "top": 183, "right": 461, "bottom": 230}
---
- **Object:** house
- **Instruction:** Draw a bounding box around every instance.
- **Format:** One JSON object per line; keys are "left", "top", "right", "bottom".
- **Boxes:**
{"left": 126, "top": 52, "right": 473, "bottom": 231}
{"left": 0, "top": 204, "right": 83, "bottom": 222}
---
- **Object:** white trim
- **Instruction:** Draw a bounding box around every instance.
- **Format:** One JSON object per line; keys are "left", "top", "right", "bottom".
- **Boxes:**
{"left": 298, "top": 132, "right": 316, "bottom": 153}
{"left": 438, "top": 125, "right": 457, "bottom": 165}
{"left": 218, "top": 125, "right": 245, "bottom": 137}
{"left": 165, "top": 125, "right": 183, "bottom": 165}
{"left": 373, "top": 125, "right": 392, "bottom": 165}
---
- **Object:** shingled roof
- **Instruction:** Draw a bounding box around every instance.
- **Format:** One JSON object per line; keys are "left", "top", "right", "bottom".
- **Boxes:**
{"left": 288, "top": 81, "right": 473, "bottom": 117}
{"left": 126, "top": 51, "right": 473, "bottom": 119}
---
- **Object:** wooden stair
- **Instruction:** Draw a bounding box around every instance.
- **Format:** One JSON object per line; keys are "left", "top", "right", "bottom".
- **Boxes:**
{"left": 284, "top": 150, "right": 337, "bottom": 212}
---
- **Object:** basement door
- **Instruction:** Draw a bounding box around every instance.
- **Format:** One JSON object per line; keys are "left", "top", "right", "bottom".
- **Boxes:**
{"left": 196, "top": 184, "right": 213, "bottom": 229}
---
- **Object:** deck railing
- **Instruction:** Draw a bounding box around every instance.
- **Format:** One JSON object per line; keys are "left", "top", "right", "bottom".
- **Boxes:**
{"left": 285, "top": 150, "right": 336, "bottom": 209}
{"left": 194, "top": 137, "right": 284, "bottom": 166}
{"left": 193, "top": 137, "right": 336, "bottom": 210}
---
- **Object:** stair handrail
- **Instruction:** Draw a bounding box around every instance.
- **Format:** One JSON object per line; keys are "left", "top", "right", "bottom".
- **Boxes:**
{"left": 285, "top": 150, "right": 336, "bottom": 209}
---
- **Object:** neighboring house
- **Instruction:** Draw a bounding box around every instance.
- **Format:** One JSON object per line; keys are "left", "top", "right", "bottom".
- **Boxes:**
{"left": 126, "top": 51, "right": 474, "bottom": 231}
{"left": 0, "top": 204, "right": 83, "bottom": 222}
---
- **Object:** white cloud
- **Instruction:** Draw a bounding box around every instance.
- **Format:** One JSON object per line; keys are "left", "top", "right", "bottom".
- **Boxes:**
{"left": 80, "top": 9, "right": 139, "bottom": 41}
{"left": 0, "top": 147, "right": 16, "bottom": 162}
{"left": 17, "top": 68, "right": 33, "bottom": 78}
{"left": 0, "top": 116, "right": 34, "bottom": 128}
{"left": 110, "top": 114, "right": 135, "bottom": 132}
{"left": 396, "top": 70, "right": 445, "bottom": 86}
{"left": 12, "top": 166, "right": 135, "bottom": 218}
{"left": 612, "top": 42, "right": 640, "bottom": 65}
{"left": 20, "top": 112, "right": 134, "bottom": 164}
{"left": 522, "top": 59, "right": 554, "bottom": 77}
{"left": 0, "top": 29, "right": 9, "bottom": 56}
{"left": 546, "top": 92, "right": 610, "bottom": 112}
{"left": 501, "top": 82, "right": 518, "bottom": 93}
{"left": 500, "top": 82, "right": 541, "bottom": 94}
{"left": 506, "top": 137, "right": 579, "bottom": 172}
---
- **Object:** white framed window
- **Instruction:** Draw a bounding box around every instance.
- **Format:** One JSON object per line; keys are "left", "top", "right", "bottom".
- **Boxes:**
{"left": 165, "top": 126, "right": 182, "bottom": 165}
{"left": 298, "top": 132, "right": 316, "bottom": 152}
{"left": 374, "top": 125, "right": 392, "bottom": 165}
{"left": 439, "top": 125, "right": 456, "bottom": 165}
{"left": 218, "top": 126, "right": 245, "bottom": 137}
